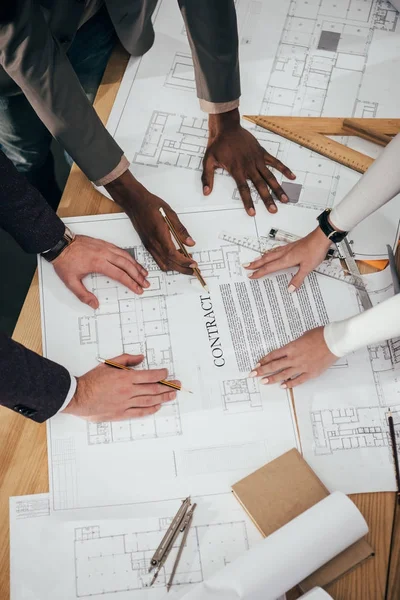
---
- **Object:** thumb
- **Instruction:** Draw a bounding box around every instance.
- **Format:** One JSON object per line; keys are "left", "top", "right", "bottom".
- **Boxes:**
{"left": 67, "top": 278, "right": 99, "bottom": 309}
{"left": 167, "top": 210, "right": 195, "bottom": 247}
{"left": 288, "top": 268, "right": 307, "bottom": 293}
{"left": 112, "top": 353, "right": 144, "bottom": 368}
{"left": 201, "top": 154, "right": 216, "bottom": 195}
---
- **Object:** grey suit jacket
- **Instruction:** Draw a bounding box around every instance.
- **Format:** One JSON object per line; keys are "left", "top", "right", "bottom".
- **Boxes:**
{"left": 0, "top": 1, "right": 239, "bottom": 183}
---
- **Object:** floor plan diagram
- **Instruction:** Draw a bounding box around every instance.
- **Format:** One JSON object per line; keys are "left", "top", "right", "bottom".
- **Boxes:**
{"left": 74, "top": 520, "right": 249, "bottom": 596}
{"left": 10, "top": 493, "right": 261, "bottom": 600}
{"left": 311, "top": 405, "right": 400, "bottom": 454}
{"left": 106, "top": 0, "right": 400, "bottom": 221}
{"left": 78, "top": 238, "right": 246, "bottom": 446}
{"left": 221, "top": 378, "right": 263, "bottom": 413}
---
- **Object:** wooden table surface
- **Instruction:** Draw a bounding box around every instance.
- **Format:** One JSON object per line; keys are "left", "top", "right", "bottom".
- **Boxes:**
{"left": 1, "top": 44, "right": 399, "bottom": 600}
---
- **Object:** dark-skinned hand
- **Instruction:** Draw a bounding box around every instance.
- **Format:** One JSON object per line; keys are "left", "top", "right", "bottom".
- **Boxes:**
{"left": 106, "top": 170, "right": 197, "bottom": 274}
{"left": 202, "top": 109, "right": 296, "bottom": 215}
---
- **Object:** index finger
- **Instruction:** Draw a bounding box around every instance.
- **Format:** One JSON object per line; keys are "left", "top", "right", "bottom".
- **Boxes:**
{"left": 131, "top": 367, "right": 169, "bottom": 384}
{"left": 245, "top": 246, "right": 286, "bottom": 269}
{"left": 150, "top": 237, "right": 195, "bottom": 275}
{"left": 112, "top": 247, "right": 149, "bottom": 278}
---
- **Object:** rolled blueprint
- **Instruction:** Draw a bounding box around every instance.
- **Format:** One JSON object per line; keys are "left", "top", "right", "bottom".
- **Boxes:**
{"left": 181, "top": 492, "right": 368, "bottom": 600}
{"left": 301, "top": 588, "right": 333, "bottom": 600}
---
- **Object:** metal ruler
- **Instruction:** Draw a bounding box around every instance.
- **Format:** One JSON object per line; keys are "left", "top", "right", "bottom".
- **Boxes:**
{"left": 219, "top": 231, "right": 372, "bottom": 311}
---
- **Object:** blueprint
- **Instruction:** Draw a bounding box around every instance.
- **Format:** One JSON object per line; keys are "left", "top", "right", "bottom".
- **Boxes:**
{"left": 41, "top": 210, "right": 304, "bottom": 511}
{"left": 39, "top": 209, "right": 399, "bottom": 506}
{"left": 10, "top": 492, "right": 264, "bottom": 600}
{"left": 102, "top": 0, "right": 400, "bottom": 259}
{"left": 294, "top": 268, "right": 400, "bottom": 493}
{"left": 39, "top": 206, "right": 371, "bottom": 511}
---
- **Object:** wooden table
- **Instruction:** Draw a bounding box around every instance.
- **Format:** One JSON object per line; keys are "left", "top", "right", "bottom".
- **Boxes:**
{"left": 1, "top": 45, "right": 399, "bottom": 599}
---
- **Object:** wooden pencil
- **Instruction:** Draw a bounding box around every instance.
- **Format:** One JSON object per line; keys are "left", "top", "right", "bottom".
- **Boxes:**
{"left": 159, "top": 207, "right": 208, "bottom": 292}
{"left": 97, "top": 357, "right": 192, "bottom": 393}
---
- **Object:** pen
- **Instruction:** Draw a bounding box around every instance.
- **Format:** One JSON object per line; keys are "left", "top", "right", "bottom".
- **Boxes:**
{"left": 159, "top": 207, "right": 209, "bottom": 292}
{"left": 97, "top": 357, "right": 193, "bottom": 393}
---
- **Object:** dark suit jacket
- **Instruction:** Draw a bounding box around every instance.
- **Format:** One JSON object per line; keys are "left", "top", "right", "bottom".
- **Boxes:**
{"left": 0, "top": 0, "right": 239, "bottom": 183}
{"left": 0, "top": 150, "right": 72, "bottom": 422}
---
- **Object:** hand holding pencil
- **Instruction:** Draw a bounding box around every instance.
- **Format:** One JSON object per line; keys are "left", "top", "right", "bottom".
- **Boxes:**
{"left": 159, "top": 207, "right": 208, "bottom": 291}
{"left": 62, "top": 353, "right": 184, "bottom": 422}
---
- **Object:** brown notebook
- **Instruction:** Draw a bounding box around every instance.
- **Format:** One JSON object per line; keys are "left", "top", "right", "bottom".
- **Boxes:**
{"left": 232, "top": 448, "right": 374, "bottom": 593}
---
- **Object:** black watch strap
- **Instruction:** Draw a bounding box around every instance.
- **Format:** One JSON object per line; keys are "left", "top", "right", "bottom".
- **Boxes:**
{"left": 317, "top": 209, "right": 348, "bottom": 244}
{"left": 40, "top": 227, "right": 75, "bottom": 262}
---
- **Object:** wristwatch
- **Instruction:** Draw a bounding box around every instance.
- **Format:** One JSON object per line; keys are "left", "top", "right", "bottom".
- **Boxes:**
{"left": 317, "top": 209, "right": 348, "bottom": 244}
{"left": 40, "top": 226, "right": 76, "bottom": 262}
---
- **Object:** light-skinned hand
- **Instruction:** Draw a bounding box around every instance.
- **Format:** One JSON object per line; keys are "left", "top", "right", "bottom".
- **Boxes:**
{"left": 250, "top": 327, "right": 338, "bottom": 388}
{"left": 244, "top": 226, "right": 332, "bottom": 291}
{"left": 53, "top": 234, "right": 150, "bottom": 308}
{"left": 62, "top": 354, "right": 180, "bottom": 422}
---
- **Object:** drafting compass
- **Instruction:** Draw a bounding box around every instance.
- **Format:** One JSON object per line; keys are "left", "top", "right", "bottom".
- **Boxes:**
{"left": 147, "top": 496, "right": 197, "bottom": 590}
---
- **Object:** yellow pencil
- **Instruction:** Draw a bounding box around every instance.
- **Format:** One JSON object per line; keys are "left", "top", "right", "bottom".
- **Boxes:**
{"left": 97, "top": 357, "right": 193, "bottom": 393}
{"left": 159, "top": 207, "right": 208, "bottom": 292}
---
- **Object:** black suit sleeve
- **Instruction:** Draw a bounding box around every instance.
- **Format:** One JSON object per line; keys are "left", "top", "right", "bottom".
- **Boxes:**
{"left": 0, "top": 333, "right": 72, "bottom": 422}
{"left": 0, "top": 149, "right": 65, "bottom": 253}
{"left": 0, "top": 149, "right": 71, "bottom": 421}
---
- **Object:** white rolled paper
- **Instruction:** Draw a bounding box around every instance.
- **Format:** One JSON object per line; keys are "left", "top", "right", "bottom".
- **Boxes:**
{"left": 301, "top": 588, "right": 333, "bottom": 600}
{"left": 181, "top": 492, "right": 368, "bottom": 600}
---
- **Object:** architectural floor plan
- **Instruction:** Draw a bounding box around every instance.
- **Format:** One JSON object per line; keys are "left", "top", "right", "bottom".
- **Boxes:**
{"left": 294, "top": 267, "right": 400, "bottom": 492}
{"left": 42, "top": 210, "right": 303, "bottom": 511}
{"left": 104, "top": 0, "right": 400, "bottom": 258}
{"left": 10, "top": 493, "right": 260, "bottom": 600}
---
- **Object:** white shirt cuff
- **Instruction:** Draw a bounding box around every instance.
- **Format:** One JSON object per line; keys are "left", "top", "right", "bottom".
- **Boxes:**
{"left": 199, "top": 98, "right": 240, "bottom": 114}
{"left": 57, "top": 373, "right": 77, "bottom": 413}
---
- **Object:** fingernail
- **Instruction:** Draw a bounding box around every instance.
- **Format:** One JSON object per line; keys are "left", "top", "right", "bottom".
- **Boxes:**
{"left": 247, "top": 273, "right": 254, "bottom": 279}
{"left": 280, "top": 383, "right": 287, "bottom": 389}
{"left": 288, "top": 284, "right": 296, "bottom": 293}
{"left": 186, "top": 237, "right": 195, "bottom": 245}
{"left": 144, "top": 280, "right": 150, "bottom": 287}
{"left": 260, "top": 378, "right": 269, "bottom": 385}
{"left": 248, "top": 371, "right": 258, "bottom": 378}
{"left": 168, "top": 392, "right": 176, "bottom": 400}
{"left": 248, "top": 208, "right": 256, "bottom": 217}
{"left": 269, "top": 205, "right": 277, "bottom": 213}
{"left": 290, "top": 172, "right": 296, "bottom": 179}
{"left": 88, "top": 300, "right": 98, "bottom": 309}
{"left": 281, "top": 194, "right": 289, "bottom": 202}
{"left": 242, "top": 263, "right": 251, "bottom": 268}
{"left": 203, "top": 186, "right": 210, "bottom": 194}
{"left": 190, "top": 262, "right": 197, "bottom": 268}
{"left": 255, "top": 363, "right": 261, "bottom": 368}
